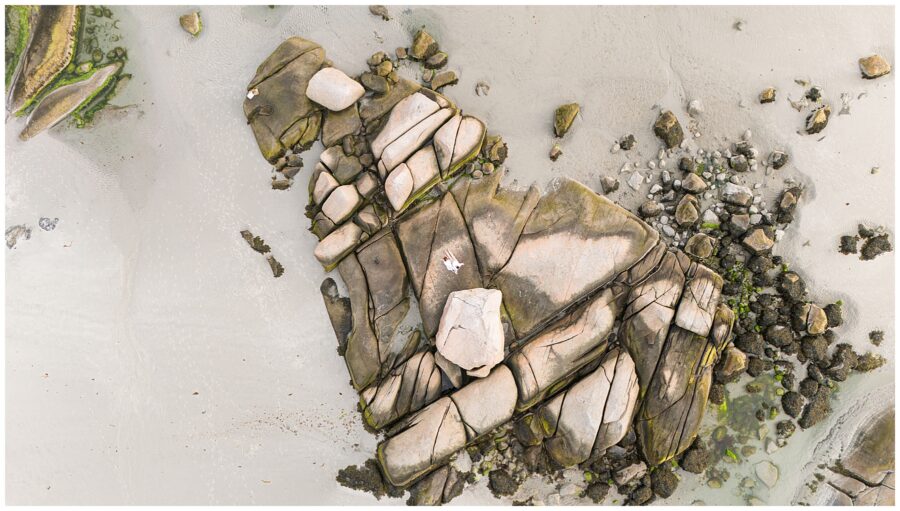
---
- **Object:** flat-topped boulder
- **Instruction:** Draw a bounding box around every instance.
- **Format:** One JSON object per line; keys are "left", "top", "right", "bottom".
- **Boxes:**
{"left": 492, "top": 177, "right": 659, "bottom": 337}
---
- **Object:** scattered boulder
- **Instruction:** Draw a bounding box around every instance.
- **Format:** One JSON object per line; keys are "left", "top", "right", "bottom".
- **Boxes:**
{"left": 861, "top": 234, "right": 892, "bottom": 260}
{"left": 620, "top": 134, "right": 636, "bottom": 150}
{"left": 798, "top": 387, "right": 831, "bottom": 429}
{"left": 743, "top": 228, "right": 775, "bottom": 255}
{"left": 859, "top": 54, "right": 891, "bottom": 79}
{"left": 430, "top": 70, "right": 458, "bottom": 90}
{"left": 554, "top": 102, "right": 580, "bottom": 138}
{"left": 782, "top": 391, "right": 804, "bottom": 418}
{"left": 685, "top": 233, "right": 716, "bottom": 259}
{"left": 600, "top": 176, "right": 619, "bottom": 194}
{"left": 759, "top": 87, "right": 776, "bottom": 103}
{"left": 680, "top": 438, "right": 710, "bottom": 474}
{"left": 675, "top": 194, "right": 700, "bottom": 226}
{"left": 488, "top": 469, "right": 519, "bottom": 497}
{"left": 369, "top": 5, "right": 391, "bottom": 20}
{"left": 805, "top": 105, "right": 831, "bottom": 135}
{"left": 653, "top": 110, "right": 684, "bottom": 149}
{"left": 681, "top": 173, "right": 708, "bottom": 193}
{"left": 179, "top": 11, "right": 202, "bottom": 36}
{"left": 755, "top": 461, "right": 779, "bottom": 489}
{"left": 306, "top": 67, "right": 365, "bottom": 111}
{"left": 409, "top": 29, "right": 439, "bottom": 60}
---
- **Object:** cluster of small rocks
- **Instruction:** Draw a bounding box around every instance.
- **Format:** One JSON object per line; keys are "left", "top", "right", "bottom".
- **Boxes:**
{"left": 839, "top": 224, "right": 893, "bottom": 261}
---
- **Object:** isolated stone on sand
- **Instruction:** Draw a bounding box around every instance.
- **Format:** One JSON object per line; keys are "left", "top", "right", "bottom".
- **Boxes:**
{"left": 554, "top": 102, "right": 580, "bottom": 138}
{"left": 179, "top": 11, "right": 202, "bottom": 36}
{"left": 653, "top": 110, "right": 684, "bottom": 149}
{"left": 859, "top": 54, "right": 891, "bottom": 79}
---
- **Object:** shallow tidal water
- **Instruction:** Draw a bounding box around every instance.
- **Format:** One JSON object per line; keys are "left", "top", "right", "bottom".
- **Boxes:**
{"left": 5, "top": 5, "right": 894, "bottom": 505}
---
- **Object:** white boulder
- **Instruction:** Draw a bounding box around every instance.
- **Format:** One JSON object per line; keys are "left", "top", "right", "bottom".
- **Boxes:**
{"left": 306, "top": 67, "right": 365, "bottom": 112}
{"left": 435, "top": 288, "right": 504, "bottom": 377}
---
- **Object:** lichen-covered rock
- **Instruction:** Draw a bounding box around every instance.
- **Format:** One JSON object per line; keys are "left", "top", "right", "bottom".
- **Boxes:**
{"left": 508, "top": 287, "right": 622, "bottom": 411}
{"left": 435, "top": 288, "right": 504, "bottom": 376}
{"left": 179, "top": 11, "right": 202, "bottom": 36}
{"left": 554, "top": 102, "right": 579, "bottom": 138}
{"left": 538, "top": 348, "right": 639, "bottom": 466}
{"left": 20, "top": 62, "right": 121, "bottom": 140}
{"left": 492, "top": 178, "right": 659, "bottom": 337}
{"left": 322, "top": 104, "right": 361, "bottom": 147}
{"left": 8, "top": 5, "right": 79, "bottom": 115}
{"left": 306, "top": 67, "right": 365, "bottom": 111}
{"left": 406, "top": 465, "right": 465, "bottom": 505}
{"left": 636, "top": 304, "right": 733, "bottom": 465}
{"left": 244, "top": 37, "right": 325, "bottom": 162}
{"left": 653, "top": 110, "right": 684, "bottom": 149}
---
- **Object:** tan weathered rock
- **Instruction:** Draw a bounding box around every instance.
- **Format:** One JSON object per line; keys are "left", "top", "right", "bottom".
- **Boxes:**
{"left": 554, "top": 102, "right": 580, "bottom": 138}
{"left": 539, "top": 348, "right": 639, "bottom": 466}
{"left": 806, "top": 105, "right": 831, "bottom": 135}
{"left": 675, "top": 194, "right": 700, "bottom": 226}
{"left": 321, "top": 184, "right": 362, "bottom": 224}
{"left": 405, "top": 145, "right": 441, "bottom": 192}
{"left": 508, "top": 287, "right": 621, "bottom": 411}
{"left": 322, "top": 104, "right": 362, "bottom": 147}
{"left": 380, "top": 107, "right": 454, "bottom": 172}
{"left": 674, "top": 264, "right": 723, "bottom": 337}
{"left": 409, "top": 29, "right": 439, "bottom": 60}
{"left": 360, "top": 351, "right": 442, "bottom": 430}
{"left": 312, "top": 170, "right": 339, "bottom": 204}
{"left": 859, "top": 54, "right": 892, "bottom": 79}
{"left": 759, "top": 87, "right": 776, "bottom": 104}
{"left": 681, "top": 173, "right": 708, "bottom": 194}
{"left": 179, "top": 11, "right": 202, "bottom": 36}
{"left": 435, "top": 288, "right": 504, "bottom": 375}
{"left": 806, "top": 304, "right": 828, "bottom": 335}
{"left": 306, "top": 67, "right": 365, "bottom": 111}
{"left": 493, "top": 178, "right": 659, "bottom": 337}
{"left": 743, "top": 228, "right": 775, "bottom": 254}
{"left": 314, "top": 222, "right": 363, "bottom": 271}
{"left": 685, "top": 233, "right": 716, "bottom": 259}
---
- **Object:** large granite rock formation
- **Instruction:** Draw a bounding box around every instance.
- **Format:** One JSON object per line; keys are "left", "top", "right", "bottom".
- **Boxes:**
{"left": 248, "top": 36, "right": 733, "bottom": 498}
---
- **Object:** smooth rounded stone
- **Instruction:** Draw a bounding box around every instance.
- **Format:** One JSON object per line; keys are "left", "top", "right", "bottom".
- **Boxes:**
{"left": 314, "top": 222, "right": 363, "bottom": 270}
{"left": 179, "top": 11, "right": 202, "bottom": 36}
{"left": 743, "top": 228, "right": 775, "bottom": 255}
{"left": 554, "top": 102, "right": 580, "bottom": 138}
{"left": 435, "top": 288, "right": 504, "bottom": 375}
{"left": 378, "top": 365, "right": 516, "bottom": 487}
{"left": 492, "top": 178, "right": 659, "bottom": 337}
{"left": 385, "top": 164, "right": 414, "bottom": 211}
{"left": 380, "top": 107, "right": 455, "bottom": 172}
{"left": 859, "top": 54, "right": 892, "bottom": 79}
{"left": 433, "top": 114, "right": 463, "bottom": 172}
{"left": 305, "top": 67, "right": 365, "bottom": 111}
{"left": 371, "top": 92, "right": 440, "bottom": 158}
{"left": 681, "top": 173, "right": 708, "bottom": 193}
{"left": 508, "top": 287, "right": 620, "bottom": 411}
{"left": 540, "top": 349, "right": 639, "bottom": 466}
{"left": 321, "top": 184, "right": 362, "bottom": 224}
{"left": 20, "top": 62, "right": 122, "bottom": 141}
{"left": 755, "top": 460, "right": 779, "bottom": 489}
{"left": 685, "top": 233, "right": 715, "bottom": 258}
{"left": 8, "top": 6, "right": 79, "bottom": 115}
{"left": 361, "top": 351, "right": 443, "bottom": 430}
{"left": 312, "top": 170, "right": 340, "bottom": 204}
{"left": 653, "top": 110, "right": 684, "bottom": 149}
{"left": 406, "top": 145, "right": 441, "bottom": 192}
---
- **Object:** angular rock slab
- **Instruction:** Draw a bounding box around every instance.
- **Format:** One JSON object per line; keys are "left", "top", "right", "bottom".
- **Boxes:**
{"left": 838, "top": 406, "right": 894, "bottom": 486}
{"left": 360, "top": 350, "right": 443, "bottom": 430}
{"left": 636, "top": 304, "right": 734, "bottom": 465}
{"left": 371, "top": 92, "right": 440, "bottom": 159}
{"left": 378, "top": 365, "right": 517, "bottom": 487}
{"left": 507, "top": 286, "right": 622, "bottom": 411}
{"left": 396, "top": 193, "right": 482, "bottom": 337}
{"left": 435, "top": 288, "right": 504, "bottom": 374}
{"left": 356, "top": 230, "right": 412, "bottom": 347}
{"left": 539, "top": 348, "right": 639, "bottom": 466}
{"left": 243, "top": 37, "right": 324, "bottom": 162}
{"left": 493, "top": 177, "right": 659, "bottom": 337}
{"left": 450, "top": 166, "right": 541, "bottom": 282}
